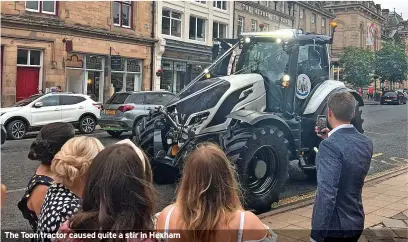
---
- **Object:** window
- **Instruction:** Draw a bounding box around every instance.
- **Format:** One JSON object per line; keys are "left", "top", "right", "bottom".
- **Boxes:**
{"left": 264, "top": 24, "right": 269, "bottom": 31}
{"left": 312, "top": 14, "right": 316, "bottom": 24}
{"left": 17, "top": 49, "right": 41, "bottom": 66}
{"left": 25, "top": 1, "right": 56, "bottom": 15}
{"left": 322, "top": 18, "right": 326, "bottom": 27}
{"left": 113, "top": 1, "right": 132, "bottom": 28}
{"left": 251, "top": 20, "right": 257, "bottom": 32}
{"left": 213, "top": 22, "right": 227, "bottom": 39}
{"left": 213, "top": 1, "right": 227, "bottom": 10}
{"left": 238, "top": 16, "right": 244, "bottom": 34}
{"left": 145, "top": 93, "right": 174, "bottom": 104}
{"left": 61, "top": 96, "right": 86, "bottom": 105}
{"left": 128, "top": 94, "right": 145, "bottom": 104}
{"left": 282, "top": 2, "right": 285, "bottom": 13}
{"left": 40, "top": 96, "right": 59, "bottom": 107}
{"left": 194, "top": 0, "right": 206, "bottom": 4}
{"left": 162, "top": 10, "right": 182, "bottom": 37}
{"left": 106, "top": 93, "right": 131, "bottom": 104}
{"left": 111, "top": 58, "right": 142, "bottom": 92}
{"left": 189, "top": 16, "right": 206, "bottom": 41}
{"left": 300, "top": 8, "right": 304, "bottom": 19}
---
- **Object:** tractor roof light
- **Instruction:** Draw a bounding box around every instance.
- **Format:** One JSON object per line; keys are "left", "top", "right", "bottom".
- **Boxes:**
{"left": 281, "top": 75, "right": 290, "bottom": 88}
{"left": 276, "top": 38, "right": 282, "bottom": 44}
{"left": 244, "top": 37, "right": 251, "bottom": 43}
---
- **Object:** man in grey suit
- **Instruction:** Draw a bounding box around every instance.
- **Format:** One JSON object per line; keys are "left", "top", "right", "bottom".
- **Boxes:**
{"left": 311, "top": 92, "right": 373, "bottom": 242}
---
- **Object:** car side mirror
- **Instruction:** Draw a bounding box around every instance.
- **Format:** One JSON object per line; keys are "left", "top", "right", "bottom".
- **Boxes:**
{"left": 34, "top": 102, "right": 43, "bottom": 108}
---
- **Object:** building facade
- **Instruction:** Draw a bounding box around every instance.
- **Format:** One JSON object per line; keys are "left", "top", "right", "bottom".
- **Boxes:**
{"left": 294, "top": 1, "right": 335, "bottom": 35}
{"left": 234, "top": 1, "right": 294, "bottom": 37}
{"left": 322, "top": 1, "right": 385, "bottom": 63}
{"left": 1, "top": 1, "right": 155, "bottom": 107}
{"left": 153, "top": 0, "right": 233, "bottom": 93}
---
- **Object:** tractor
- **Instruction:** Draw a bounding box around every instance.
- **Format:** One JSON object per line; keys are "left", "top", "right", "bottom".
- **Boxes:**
{"left": 134, "top": 25, "right": 364, "bottom": 213}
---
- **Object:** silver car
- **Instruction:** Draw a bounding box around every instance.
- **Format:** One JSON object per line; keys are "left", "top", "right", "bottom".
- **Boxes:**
{"left": 98, "top": 91, "right": 175, "bottom": 137}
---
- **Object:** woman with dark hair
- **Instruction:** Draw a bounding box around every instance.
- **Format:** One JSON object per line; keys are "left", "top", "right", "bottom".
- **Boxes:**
{"left": 56, "top": 139, "right": 157, "bottom": 242}
{"left": 18, "top": 122, "right": 75, "bottom": 232}
{"left": 156, "top": 143, "right": 277, "bottom": 242}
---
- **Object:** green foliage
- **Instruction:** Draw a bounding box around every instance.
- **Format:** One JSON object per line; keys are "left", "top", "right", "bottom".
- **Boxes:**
{"left": 375, "top": 41, "right": 408, "bottom": 83}
{"left": 339, "top": 47, "right": 376, "bottom": 87}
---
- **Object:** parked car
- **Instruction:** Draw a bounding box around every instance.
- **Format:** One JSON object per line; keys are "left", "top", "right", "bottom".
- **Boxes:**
{"left": 1, "top": 125, "right": 6, "bottom": 145}
{"left": 380, "top": 91, "right": 407, "bottom": 105}
{"left": 0, "top": 93, "right": 101, "bottom": 140}
{"left": 99, "top": 91, "right": 175, "bottom": 138}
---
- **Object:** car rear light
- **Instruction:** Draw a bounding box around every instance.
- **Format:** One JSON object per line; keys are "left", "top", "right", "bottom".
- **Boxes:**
{"left": 118, "top": 105, "right": 134, "bottom": 112}
{"left": 92, "top": 103, "right": 102, "bottom": 110}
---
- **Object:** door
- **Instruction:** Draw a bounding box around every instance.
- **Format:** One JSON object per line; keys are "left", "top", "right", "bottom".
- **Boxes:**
{"left": 16, "top": 67, "right": 40, "bottom": 101}
{"left": 30, "top": 95, "right": 62, "bottom": 126}
{"left": 60, "top": 95, "right": 87, "bottom": 123}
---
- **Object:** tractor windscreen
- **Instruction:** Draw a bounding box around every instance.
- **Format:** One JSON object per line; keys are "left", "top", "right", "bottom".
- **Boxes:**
{"left": 235, "top": 39, "right": 290, "bottom": 84}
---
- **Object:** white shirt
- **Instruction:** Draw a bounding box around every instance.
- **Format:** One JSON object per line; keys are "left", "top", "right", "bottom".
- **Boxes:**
{"left": 328, "top": 124, "right": 354, "bottom": 137}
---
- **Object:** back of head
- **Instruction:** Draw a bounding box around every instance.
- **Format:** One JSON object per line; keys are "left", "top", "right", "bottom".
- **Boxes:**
{"left": 70, "top": 142, "right": 155, "bottom": 232}
{"left": 28, "top": 122, "right": 75, "bottom": 166}
{"left": 176, "top": 143, "right": 242, "bottom": 241}
{"left": 328, "top": 91, "right": 356, "bottom": 122}
{"left": 51, "top": 136, "right": 104, "bottom": 186}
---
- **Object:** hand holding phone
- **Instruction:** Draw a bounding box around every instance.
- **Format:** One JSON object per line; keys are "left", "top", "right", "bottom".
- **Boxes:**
{"left": 317, "top": 115, "right": 327, "bottom": 134}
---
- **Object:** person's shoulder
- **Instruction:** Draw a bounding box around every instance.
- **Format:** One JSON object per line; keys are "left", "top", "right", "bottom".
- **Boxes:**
{"left": 243, "top": 211, "right": 266, "bottom": 230}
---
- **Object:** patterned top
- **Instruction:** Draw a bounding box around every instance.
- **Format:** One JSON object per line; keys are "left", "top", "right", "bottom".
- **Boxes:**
{"left": 17, "top": 174, "right": 54, "bottom": 231}
{"left": 37, "top": 183, "right": 81, "bottom": 236}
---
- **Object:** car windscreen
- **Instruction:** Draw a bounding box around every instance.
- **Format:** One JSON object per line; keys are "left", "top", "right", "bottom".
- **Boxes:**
{"left": 9, "top": 94, "right": 43, "bottom": 107}
{"left": 384, "top": 92, "right": 397, "bottom": 97}
{"left": 105, "top": 93, "right": 131, "bottom": 104}
{"left": 145, "top": 93, "right": 175, "bottom": 104}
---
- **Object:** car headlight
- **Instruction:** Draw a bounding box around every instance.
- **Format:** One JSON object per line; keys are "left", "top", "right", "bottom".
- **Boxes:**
{"left": 188, "top": 112, "right": 210, "bottom": 126}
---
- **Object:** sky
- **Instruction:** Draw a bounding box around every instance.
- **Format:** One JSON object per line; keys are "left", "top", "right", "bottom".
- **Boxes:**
{"left": 374, "top": 0, "right": 408, "bottom": 20}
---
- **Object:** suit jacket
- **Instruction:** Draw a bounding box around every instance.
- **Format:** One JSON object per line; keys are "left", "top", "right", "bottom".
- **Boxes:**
{"left": 311, "top": 127, "right": 373, "bottom": 242}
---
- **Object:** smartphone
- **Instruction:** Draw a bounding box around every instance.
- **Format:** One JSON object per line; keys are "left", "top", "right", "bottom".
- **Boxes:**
{"left": 317, "top": 115, "right": 327, "bottom": 134}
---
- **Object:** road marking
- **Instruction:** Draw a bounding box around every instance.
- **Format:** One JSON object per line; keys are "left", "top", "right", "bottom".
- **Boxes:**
{"left": 372, "top": 153, "right": 383, "bottom": 158}
{"left": 6, "top": 188, "right": 26, "bottom": 193}
{"left": 365, "top": 131, "right": 389, "bottom": 136}
{"left": 390, "top": 157, "right": 408, "bottom": 163}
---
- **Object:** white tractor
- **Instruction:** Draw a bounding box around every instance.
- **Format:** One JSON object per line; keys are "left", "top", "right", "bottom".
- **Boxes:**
{"left": 134, "top": 26, "right": 364, "bottom": 213}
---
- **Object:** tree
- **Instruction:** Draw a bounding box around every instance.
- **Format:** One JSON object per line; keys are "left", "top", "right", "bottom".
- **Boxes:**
{"left": 339, "top": 47, "right": 376, "bottom": 88}
{"left": 375, "top": 41, "right": 408, "bottom": 84}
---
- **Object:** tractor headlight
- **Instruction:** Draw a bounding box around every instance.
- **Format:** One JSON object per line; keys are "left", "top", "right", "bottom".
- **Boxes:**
{"left": 281, "top": 75, "right": 290, "bottom": 88}
{"left": 188, "top": 112, "right": 210, "bottom": 126}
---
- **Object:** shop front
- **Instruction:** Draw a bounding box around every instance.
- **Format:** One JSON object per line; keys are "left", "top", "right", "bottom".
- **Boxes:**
{"left": 160, "top": 39, "right": 212, "bottom": 93}
{"left": 65, "top": 53, "right": 143, "bottom": 102}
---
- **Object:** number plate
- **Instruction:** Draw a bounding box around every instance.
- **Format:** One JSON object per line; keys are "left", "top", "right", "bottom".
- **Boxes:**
{"left": 105, "top": 110, "right": 116, "bottom": 115}
{"left": 385, "top": 100, "right": 391, "bottom": 102}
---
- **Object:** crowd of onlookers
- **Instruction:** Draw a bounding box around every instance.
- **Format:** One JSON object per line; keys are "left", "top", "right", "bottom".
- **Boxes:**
{"left": 1, "top": 92, "right": 373, "bottom": 242}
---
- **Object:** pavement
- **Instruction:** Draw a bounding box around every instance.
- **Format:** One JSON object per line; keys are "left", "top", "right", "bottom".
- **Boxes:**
{"left": 1, "top": 103, "right": 407, "bottom": 231}
{"left": 260, "top": 168, "right": 408, "bottom": 242}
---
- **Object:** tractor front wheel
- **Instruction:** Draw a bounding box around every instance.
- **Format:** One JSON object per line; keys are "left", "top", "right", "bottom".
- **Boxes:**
{"left": 223, "top": 125, "right": 289, "bottom": 214}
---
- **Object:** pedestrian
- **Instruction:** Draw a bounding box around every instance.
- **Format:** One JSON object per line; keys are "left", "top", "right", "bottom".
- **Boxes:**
{"left": 56, "top": 85, "right": 62, "bottom": 92}
{"left": 311, "top": 92, "right": 373, "bottom": 242}
{"left": 55, "top": 139, "right": 157, "bottom": 242}
{"left": 368, "top": 86, "right": 374, "bottom": 100}
{"left": 37, "top": 136, "right": 104, "bottom": 236}
{"left": 18, "top": 123, "right": 75, "bottom": 232}
{"left": 156, "top": 143, "right": 277, "bottom": 242}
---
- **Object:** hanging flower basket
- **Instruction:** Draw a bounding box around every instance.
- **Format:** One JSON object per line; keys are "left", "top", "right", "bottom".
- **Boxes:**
{"left": 156, "top": 68, "right": 163, "bottom": 77}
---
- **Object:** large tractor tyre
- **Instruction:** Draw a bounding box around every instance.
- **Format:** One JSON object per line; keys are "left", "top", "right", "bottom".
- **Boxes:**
{"left": 224, "top": 125, "right": 290, "bottom": 214}
{"left": 137, "top": 111, "right": 169, "bottom": 157}
{"left": 151, "top": 163, "right": 178, "bottom": 185}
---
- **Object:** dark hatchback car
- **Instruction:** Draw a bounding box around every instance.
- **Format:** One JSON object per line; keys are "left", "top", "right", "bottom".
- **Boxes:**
{"left": 380, "top": 91, "right": 407, "bottom": 105}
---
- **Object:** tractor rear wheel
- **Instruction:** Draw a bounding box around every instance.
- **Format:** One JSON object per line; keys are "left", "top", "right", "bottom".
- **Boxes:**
{"left": 223, "top": 125, "right": 289, "bottom": 214}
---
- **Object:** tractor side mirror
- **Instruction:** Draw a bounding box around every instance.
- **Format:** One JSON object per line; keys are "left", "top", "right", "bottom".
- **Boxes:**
{"left": 34, "top": 102, "right": 43, "bottom": 108}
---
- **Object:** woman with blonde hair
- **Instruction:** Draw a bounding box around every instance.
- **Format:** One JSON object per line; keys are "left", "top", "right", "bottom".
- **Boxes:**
{"left": 37, "top": 136, "right": 104, "bottom": 235}
{"left": 156, "top": 143, "right": 277, "bottom": 242}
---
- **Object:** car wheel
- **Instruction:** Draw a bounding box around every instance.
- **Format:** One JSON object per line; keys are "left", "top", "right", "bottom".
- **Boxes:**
{"left": 6, "top": 120, "right": 27, "bottom": 140}
{"left": 107, "top": 130, "right": 123, "bottom": 138}
{"left": 79, "top": 115, "right": 96, "bottom": 134}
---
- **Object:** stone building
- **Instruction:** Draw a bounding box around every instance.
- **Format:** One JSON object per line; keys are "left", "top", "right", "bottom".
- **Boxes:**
{"left": 322, "top": 1, "right": 385, "bottom": 63}
{"left": 293, "top": 1, "right": 335, "bottom": 35}
{"left": 1, "top": 1, "right": 155, "bottom": 106}
{"left": 233, "top": 1, "right": 294, "bottom": 37}
{"left": 153, "top": 0, "right": 233, "bottom": 93}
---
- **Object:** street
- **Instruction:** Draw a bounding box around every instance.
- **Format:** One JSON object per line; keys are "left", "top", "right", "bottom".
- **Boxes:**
{"left": 1, "top": 103, "right": 407, "bottom": 231}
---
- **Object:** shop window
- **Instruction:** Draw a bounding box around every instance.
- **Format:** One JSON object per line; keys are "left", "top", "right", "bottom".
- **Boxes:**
{"left": 213, "top": 22, "right": 227, "bottom": 39}
{"left": 161, "top": 60, "right": 187, "bottom": 93}
{"left": 86, "top": 55, "right": 103, "bottom": 70}
{"left": 189, "top": 16, "right": 206, "bottom": 41}
{"left": 25, "top": 1, "right": 57, "bottom": 15}
{"left": 162, "top": 10, "right": 182, "bottom": 37}
{"left": 213, "top": 1, "right": 227, "bottom": 10}
{"left": 111, "top": 58, "right": 142, "bottom": 92}
{"left": 251, "top": 20, "right": 257, "bottom": 32}
{"left": 17, "top": 49, "right": 41, "bottom": 66}
{"left": 113, "top": 1, "right": 132, "bottom": 28}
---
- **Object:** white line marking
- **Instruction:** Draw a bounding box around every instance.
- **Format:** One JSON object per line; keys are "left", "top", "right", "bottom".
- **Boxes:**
{"left": 365, "top": 131, "right": 389, "bottom": 136}
{"left": 372, "top": 153, "right": 383, "bottom": 158}
{"left": 6, "top": 188, "right": 26, "bottom": 193}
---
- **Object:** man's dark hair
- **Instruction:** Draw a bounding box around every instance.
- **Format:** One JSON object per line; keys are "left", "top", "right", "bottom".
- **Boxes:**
{"left": 28, "top": 122, "right": 75, "bottom": 166}
{"left": 328, "top": 91, "right": 356, "bottom": 122}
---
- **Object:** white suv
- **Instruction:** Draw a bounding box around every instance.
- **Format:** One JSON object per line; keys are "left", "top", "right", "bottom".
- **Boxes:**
{"left": 0, "top": 93, "right": 101, "bottom": 140}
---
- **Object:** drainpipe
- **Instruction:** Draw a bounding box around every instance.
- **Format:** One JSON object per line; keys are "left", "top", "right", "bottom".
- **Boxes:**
{"left": 150, "top": 1, "right": 156, "bottom": 91}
